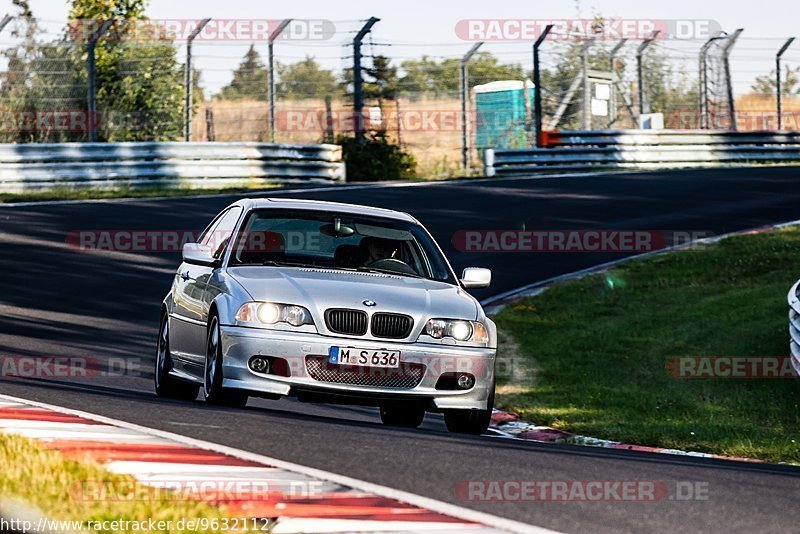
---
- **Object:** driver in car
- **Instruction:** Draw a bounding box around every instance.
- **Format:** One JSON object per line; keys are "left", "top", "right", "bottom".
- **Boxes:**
{"left": 360, "top": 236, "right": 399, "bottom": 265}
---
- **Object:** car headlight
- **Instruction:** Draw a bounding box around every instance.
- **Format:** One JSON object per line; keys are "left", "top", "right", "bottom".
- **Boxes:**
{"left": 424, "top": 319, "right": 489, "bottom": 343}
{"left": 235, "top": 302, "right": 314, "bottom": 327}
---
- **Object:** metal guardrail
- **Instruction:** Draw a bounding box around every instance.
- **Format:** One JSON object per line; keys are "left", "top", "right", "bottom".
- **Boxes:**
{"left": 0, "top": 141, "right": 345, "bottom": 192}
{"left": 550, "top": 130, "right": 800, "bottom": 146}
{"left": 485, "top": 130, "right": 800, "bottom": 176}
{"left": 787, "top": 280, "right": 800, "bottom": 377}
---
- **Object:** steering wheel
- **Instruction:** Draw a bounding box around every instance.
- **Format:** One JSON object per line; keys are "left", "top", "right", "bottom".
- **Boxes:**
{"left": 366, "top": 258, "right": 418, "bottom": 276}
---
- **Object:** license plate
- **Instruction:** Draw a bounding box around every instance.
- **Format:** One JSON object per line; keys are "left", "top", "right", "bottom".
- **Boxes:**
{"left": 329, "top": 347, "right": 400, "bottom": 368}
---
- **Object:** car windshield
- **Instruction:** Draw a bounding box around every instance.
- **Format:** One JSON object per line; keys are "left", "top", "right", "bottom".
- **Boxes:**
{"left": 229, "top": 209, "right": 456, "bottom": 284}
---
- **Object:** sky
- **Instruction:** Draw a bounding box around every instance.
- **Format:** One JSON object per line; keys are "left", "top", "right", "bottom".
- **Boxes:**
{"left": 4, "top": 0, "right": 799, "bottom": 96}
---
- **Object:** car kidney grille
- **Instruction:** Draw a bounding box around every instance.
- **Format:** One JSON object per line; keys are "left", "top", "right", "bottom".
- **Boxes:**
{"left": 371, "top": 313, "right": 414, "bottom": 339}
{"left": 305, "top": 356, "right": 425, "bottom": 389}
{"left": 325, "top": 309, "right": 368, "bottom": 336}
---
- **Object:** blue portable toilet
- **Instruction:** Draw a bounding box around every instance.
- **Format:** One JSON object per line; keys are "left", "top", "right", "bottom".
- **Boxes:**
{"left": 474, "top": 80, "right": 535, "bottom": 150}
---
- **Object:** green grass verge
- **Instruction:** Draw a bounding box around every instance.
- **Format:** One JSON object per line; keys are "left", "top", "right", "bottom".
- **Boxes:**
{"left": 0, "top": 433, "right": 230, "bottom": 533}
{"left": 0, "top": 185, "right": 283, "bottom": 204}
{"left": 494, "top": 226, "right": 800, "bottom": 463}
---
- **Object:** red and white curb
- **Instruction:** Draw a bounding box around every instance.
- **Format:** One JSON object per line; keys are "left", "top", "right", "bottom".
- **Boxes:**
{"left": 489, "top": 402, "right": 764, "bottom": 464}
{"left": 0, "top": 394, "right": 553, "bottom": 534}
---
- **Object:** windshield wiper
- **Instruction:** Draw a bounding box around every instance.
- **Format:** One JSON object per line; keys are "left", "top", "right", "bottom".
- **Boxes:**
{"left": 357, "top": 266, "right": 423, "bottom": 279}
{"left": 260, "top": 260, "right": 343, "bottom": 270}
{"left": 261, "top": 260, "right": 310, "bottom": 267}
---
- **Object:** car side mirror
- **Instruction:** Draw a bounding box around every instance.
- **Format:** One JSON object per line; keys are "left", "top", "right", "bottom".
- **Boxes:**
{"left": 460, "top": 267, "right": 491, "bottom": 289}
{"left": 182, "top": 243, "right": 219, "bottom": 267}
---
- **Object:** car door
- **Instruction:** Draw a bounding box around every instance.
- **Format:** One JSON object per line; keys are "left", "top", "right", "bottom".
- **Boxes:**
{"left": 170, "top": 209, "right": 238, "bottom": 363}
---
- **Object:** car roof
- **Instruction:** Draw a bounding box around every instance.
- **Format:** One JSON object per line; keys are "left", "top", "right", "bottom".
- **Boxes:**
{"left": 231, "top": 198, "right": 418, "bottom": 223}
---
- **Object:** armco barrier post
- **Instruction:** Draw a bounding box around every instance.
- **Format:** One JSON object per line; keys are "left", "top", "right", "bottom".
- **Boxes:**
{"left": 699, "top": 34, "right": 718, "bottom": 129}
{"left": 532, "top": 24, "right": 553, "bottom": 147}
{"left": 352, "top": 17, "right": 380, "bottom": 141}
{"left": 0, "top": 14, "right": 12, "bottom": 34}
{"left": 722, "top": 29, "right": 743, "bottom": 131}
{"left": 184, "top": 18, "right": 211, "bottom": 142}
{"left": 268, "top": 19, "right": 292, "bottom": 143}
{"left": 608, "top": 39, "right": 627, "bottom": 127}
{"left": 777, "top": 37, "right": 795, "bottom": 130}
{"left": 87, "top": 20, "right": 114, "bottom": 142}
{"left": 581, "top": 39, "right": 592, "bottom": 130}
{"left": 636, "top": 31, "right": 660, "bottom": 121}
{"left": 460, "top": 42, "right": 482, "bottom": 172}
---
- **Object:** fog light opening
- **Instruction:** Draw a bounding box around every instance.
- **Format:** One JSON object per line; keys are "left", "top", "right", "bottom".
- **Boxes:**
{"left": 456, "top": 373, "right": 475, "bottom": 390}
{"left": 249, "top": 357, "right": 270, "bottom": 374}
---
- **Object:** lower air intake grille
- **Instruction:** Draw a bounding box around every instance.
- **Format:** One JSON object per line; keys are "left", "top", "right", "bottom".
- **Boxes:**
{"left": 325, "top": 309, "right": 368, "bottom": 336}
{"left": 305, "top": 356, "right": 425, "bottom": 389}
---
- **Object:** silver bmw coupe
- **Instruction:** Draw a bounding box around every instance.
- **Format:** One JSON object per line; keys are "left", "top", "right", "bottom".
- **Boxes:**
{"left": 156, "top": 198, "right": 497, "bottom": 434}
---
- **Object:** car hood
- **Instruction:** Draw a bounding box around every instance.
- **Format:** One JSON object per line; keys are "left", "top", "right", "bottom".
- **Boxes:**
{"left": 228, "top": 266, "right": 478, "bottom": 321}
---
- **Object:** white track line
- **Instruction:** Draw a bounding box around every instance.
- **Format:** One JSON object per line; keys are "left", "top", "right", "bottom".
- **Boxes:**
{"left": 0, "top": 393, "right": 559, "bottom": 534}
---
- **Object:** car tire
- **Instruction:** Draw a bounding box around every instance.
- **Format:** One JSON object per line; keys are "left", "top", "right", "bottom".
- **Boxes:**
{"left": 155, "top": 313, "right": 200, "bottom": 401}
{"left": 443, "top": 379, "right": 495, "bottom": 435}
{"left": 379, "top": 403, "right": 425, "bottom": 428}
{"left": 204, "top": 314, "right": 248, "bottom": 408}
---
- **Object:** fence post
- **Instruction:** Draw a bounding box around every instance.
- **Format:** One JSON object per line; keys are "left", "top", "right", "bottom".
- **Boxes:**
{"left": 460, "top": 42, "right": 482, "bottom": 172}
{"left": 324, "top": 95, "right": 334, "bottom": 143}
{"left": 532, "top": 24, "right": 553, "bottom": 147}
{"left": 581, "top": 39, "right": 592, "bottom": 130}
{"left": 353, "top": 17, "right": 380, "bottom": 141}
{"left": 699, "top": 38, "right": 712, "bottom": 129}
{"left": 268, "top": 19, "right": 292, "bottom": 143}
{"left": 0, "top": 14, "right": 13, "bottom": 34}
{"left": 722, "top": 28, "right": 743, "bottom": 131}
{"left": 698, "top": 32, "right": 725, "bottom": 129}
{"left": 776, "top": 37, "right": 795, "bottom": 130}
{"left": 205, "top": 108, "right": 215, "bottom": 141}
{"left": 184, "top": 18, "right": 211, "bottom": 142}
{"left": 395, "top": 98, "right": 403, "bottom": 148}
{"left": 608, "top": 39, "right": 627, "bottom": 127}
{"left": 636, "top": 31, "right": 660, "bottom": 121}
{"left": 86, "top": 20, "right": 114, "bottom": 142}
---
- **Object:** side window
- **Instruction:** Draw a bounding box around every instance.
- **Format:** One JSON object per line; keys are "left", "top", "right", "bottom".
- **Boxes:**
{"left": 199, "top": 210, "right": 227, "bottom": 246}
{"left": 207, "top": 207, "right": 243, "bottom": 260}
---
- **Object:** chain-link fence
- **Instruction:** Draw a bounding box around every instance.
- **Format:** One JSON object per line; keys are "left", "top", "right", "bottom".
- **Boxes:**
{"left": 0, "top": 15, "right": 799, "bottom": 176}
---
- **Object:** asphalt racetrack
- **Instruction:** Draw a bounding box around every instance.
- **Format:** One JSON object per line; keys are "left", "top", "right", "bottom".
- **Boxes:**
{"left": 2, "top": 167, "right": 800, "bottom": 532}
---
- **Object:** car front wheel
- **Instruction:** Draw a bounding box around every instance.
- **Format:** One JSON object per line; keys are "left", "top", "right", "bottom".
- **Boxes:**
{"left": 204, "top": 315, "right": 248, "bottom": 408}
{"left": 443, "top": 379, "right": 495, "bottom": 435}
{"left": 155, "top": 313, "right": 199, "bottom": 401}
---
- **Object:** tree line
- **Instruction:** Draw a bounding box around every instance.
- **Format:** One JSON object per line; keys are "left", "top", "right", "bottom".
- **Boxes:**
{"left": 0, "top": 0, "right": 793, "bottom": 143}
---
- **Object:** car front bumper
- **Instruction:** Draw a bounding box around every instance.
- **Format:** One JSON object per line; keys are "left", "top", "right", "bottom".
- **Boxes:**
{"left": 219, "top": 325, "right": 496, "bottom": 410}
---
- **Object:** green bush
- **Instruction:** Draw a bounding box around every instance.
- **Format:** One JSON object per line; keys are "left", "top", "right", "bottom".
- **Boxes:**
{"left": 337, "top": 132, "right": 417, "bottom": 182}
